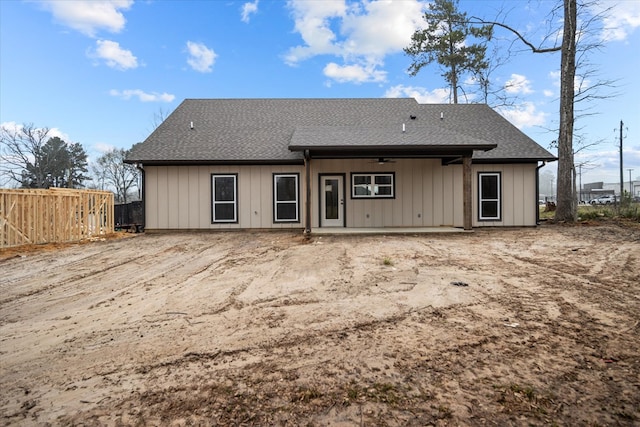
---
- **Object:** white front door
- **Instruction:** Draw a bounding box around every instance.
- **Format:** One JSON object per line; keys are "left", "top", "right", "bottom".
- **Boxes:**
{"left": 321, "top": 175, "right": 344, "bottom": 227}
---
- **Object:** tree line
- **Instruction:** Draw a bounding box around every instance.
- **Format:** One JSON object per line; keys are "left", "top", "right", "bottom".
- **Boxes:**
{"left": 0, "top": 123, "right": 139, "bottom": 203}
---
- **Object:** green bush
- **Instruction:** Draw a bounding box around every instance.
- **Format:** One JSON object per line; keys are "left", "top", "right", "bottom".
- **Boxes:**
{"left": 577, "top": 203, "right": 640, "bottom": 222}
{"left": 577, "top": 205, "right": 613, "bottom": 221}
{"left": 540, "top": 202, "right": 639, "bottom": 222}
{"left": 618, "top": 203, "right": 640, "bottom": 221}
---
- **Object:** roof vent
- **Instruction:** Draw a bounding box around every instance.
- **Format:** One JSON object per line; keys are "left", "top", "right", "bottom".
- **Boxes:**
{"left": 402, "top": 123, "right": 406, "bottom": 133}
{"left": 410, "top": 115, "right": 416, "bottom": 120}
{"left": 190, "top": 121, "right": 194, "bottom": 130}
{"left": 440, "top": 112, "right": 444, "bottom": 120}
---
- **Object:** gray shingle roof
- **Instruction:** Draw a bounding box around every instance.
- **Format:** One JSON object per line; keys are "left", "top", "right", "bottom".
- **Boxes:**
{"left": 289, "top": 125, "right": 495, "bottom": 150}
{"left": 126, "top": 98, "right": 556, "bottom": 164}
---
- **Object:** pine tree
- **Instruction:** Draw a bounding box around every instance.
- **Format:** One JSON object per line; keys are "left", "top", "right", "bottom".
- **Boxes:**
{"left": 404, "top": 0, "right": 493, "bottom": 103}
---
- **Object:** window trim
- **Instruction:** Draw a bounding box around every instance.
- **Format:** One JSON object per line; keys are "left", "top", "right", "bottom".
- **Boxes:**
{"left": 273, "top": 173, "right": 300, "bottom": 223}
{"left": 350, "top": 172, "right": 395, "bottom": 199}
{"left": 478, "top": 172, "right": 502, "bottom": 221}
{"left": 211, "top": 174, "right": 238, "bottom": 223}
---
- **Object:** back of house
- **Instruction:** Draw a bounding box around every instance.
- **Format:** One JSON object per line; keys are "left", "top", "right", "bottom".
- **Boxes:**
{"left": 126, "top": 98, "right": 556, "bottom": 232}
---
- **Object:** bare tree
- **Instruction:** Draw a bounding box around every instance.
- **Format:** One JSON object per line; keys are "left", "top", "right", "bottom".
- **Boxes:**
{"left": 148, "top": 107, "right": 170, "bottom": 135}
{"left": 476, "top": 43, "right": 520, "bottom": 107}
{"left": 471, "top": 0, "right": 617, "bottom": 222}
{"left": 1, "top": 123, "right": 52, "bottom": 188}
{"left": 92, "top": 148, "right": 139, "bottom": 203}
{"left": 1, "top": 123, "right": 89, "bottom": 189}
{"left": 556, "top": 0, "right": 578, "bottom": 222}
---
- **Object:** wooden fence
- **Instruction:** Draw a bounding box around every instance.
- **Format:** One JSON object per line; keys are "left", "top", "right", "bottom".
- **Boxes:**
{"left": 0, "top": 188, "right": 114, "bottom": 248}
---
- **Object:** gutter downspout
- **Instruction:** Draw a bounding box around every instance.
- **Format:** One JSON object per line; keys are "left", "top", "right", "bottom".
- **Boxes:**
{"left": 136, "top": 163, "right": 145, "bottom": 230}
{"left": 304, "top": 150, "right": 311, "bottom": 237}
{"left": 463, "top": 154, "right": 472, "bottom": 230}
{"left": 536, "top": 161, "right": 546, "bottom": 225}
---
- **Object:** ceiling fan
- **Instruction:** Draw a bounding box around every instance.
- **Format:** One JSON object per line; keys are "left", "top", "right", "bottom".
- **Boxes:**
{"left": 372, "top": 157, "right": 396, "bottom": 164}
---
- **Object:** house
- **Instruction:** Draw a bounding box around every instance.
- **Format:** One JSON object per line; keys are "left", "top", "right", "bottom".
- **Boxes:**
{"left": 125, "top": 98, "right": 556, "bottom": 233}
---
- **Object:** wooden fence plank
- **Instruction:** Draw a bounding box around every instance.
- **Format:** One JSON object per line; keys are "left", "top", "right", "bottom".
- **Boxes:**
{"left": 0, "top": 188, "right": 114, "bottom": 248}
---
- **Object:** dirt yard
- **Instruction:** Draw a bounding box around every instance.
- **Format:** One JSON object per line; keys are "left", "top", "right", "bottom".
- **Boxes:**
{"left": 1, "top": 222, "right": 639, "bottom": 426}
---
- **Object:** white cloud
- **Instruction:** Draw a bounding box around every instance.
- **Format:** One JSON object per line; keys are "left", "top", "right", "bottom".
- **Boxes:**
{"left": 543, "top": 89, "right": 554, "bottom": 97}
{"left": 241, "top": 0, "right": 259, "bottom": 23}
{"left": 47, "top": 127, "right": 72, "bottom": 142}
{"left": 574, "top": 75, "right": 592, "bottom": 95}
{"left": 109, "top": 89, "right": 175, "bottom": 103}
{"left": 578, "top": 144, "right": 640, "bottom": 184}
{"left": 497, "top": 102, "right": 547, "bottom": 129}
{"left": 339, "top": 0, "right": 425, "bottom": 59}
{"left": 1, "top": 121, "right": 71, "bottom": 143}
{"left": 323, "top": 62, "right": 386, "bottom": 84}
{"left": 90, "top": 39, "right": 138, "bottom": 70}
{"left": 0, "top": 121, "right": 23, "bottom": 134}
{"left": 383, "top": 85, "right": 451, "bottom": 104}
{"left": 595, "top": 2, "right": 640, "bottom": 42}
{"left": 284, "top": 0, "right": 425, "bottom": 83}
{"left": 94, "top": 142, "right": 116, "bottom": 153}
{"left": 504, "top": 74, "right": 533, "bottom": 95}
{"left": 549, "top": 69, "right": 592, "bottom": 94}
{"left": 38, "top": 0, "right": 133, "bottom": 37}
{"left": 186, "top": 41, "right": 217, "bottom": 73}
{"left": 284, "top": 0, "right": 346, "bottom": 64}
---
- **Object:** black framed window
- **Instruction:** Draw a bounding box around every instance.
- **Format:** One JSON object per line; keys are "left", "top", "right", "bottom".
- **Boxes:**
{"left": 351, "top": 173, "right": 394, "bottom": 198}
{"left": 211, "top": 174, "right": 237, "bottom": 223}
{"left": 273, "top": 173, "right": 299, "bottom": 222}
{"left": 478, "top": 172, "right": 501, "bottom": 221}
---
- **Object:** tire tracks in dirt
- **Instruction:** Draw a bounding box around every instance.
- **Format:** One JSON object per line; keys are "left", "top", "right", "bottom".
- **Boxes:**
{"left": 2, "top": 225, "right": 639, "bottom": 426}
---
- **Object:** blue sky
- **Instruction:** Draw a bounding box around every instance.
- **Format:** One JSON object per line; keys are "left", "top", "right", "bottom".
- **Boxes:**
{"left": 1, "top": 0, "right": 639, "bottom": 187}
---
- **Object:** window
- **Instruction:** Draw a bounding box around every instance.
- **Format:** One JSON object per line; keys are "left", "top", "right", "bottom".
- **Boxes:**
{"left": 478, "top": 172, "right": 501, "bottom": 221}
{"left": 351, "top": 173, "right": 394, "bottom": 198}
{"left": 211, "top": 174, "right": 237, "bottom": 223}
{"left": 273, "top": 174, "right": 299, "bottom": 222}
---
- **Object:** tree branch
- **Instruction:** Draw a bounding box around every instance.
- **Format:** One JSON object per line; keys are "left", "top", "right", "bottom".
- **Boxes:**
{"left": 469, "top": 16, "right": 561, "bottom": 53}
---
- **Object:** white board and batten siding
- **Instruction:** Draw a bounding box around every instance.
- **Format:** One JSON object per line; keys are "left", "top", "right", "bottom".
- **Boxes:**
{"left": 473, "top": 163, "right": 538, "bottom": 227}
{"left": 143, "top": 161, "right": 539, "bottom": 230}
{"left": 145, "top": 165, "right": 305, "bottom": 230}
{"left": 310, "top": 159, "right": 464, "bottom": 228}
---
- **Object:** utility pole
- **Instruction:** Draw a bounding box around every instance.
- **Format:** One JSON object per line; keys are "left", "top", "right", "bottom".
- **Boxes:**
{"left": 578, "top": 163, "right": 582, "bottom": 203}
{"left": 619, "top": 120, "right": 623, "bottom": 202}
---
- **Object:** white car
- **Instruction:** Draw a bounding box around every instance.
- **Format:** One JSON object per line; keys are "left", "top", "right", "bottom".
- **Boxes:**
{"left": 590, "top": 195, "right": 616, "bottom": 205}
